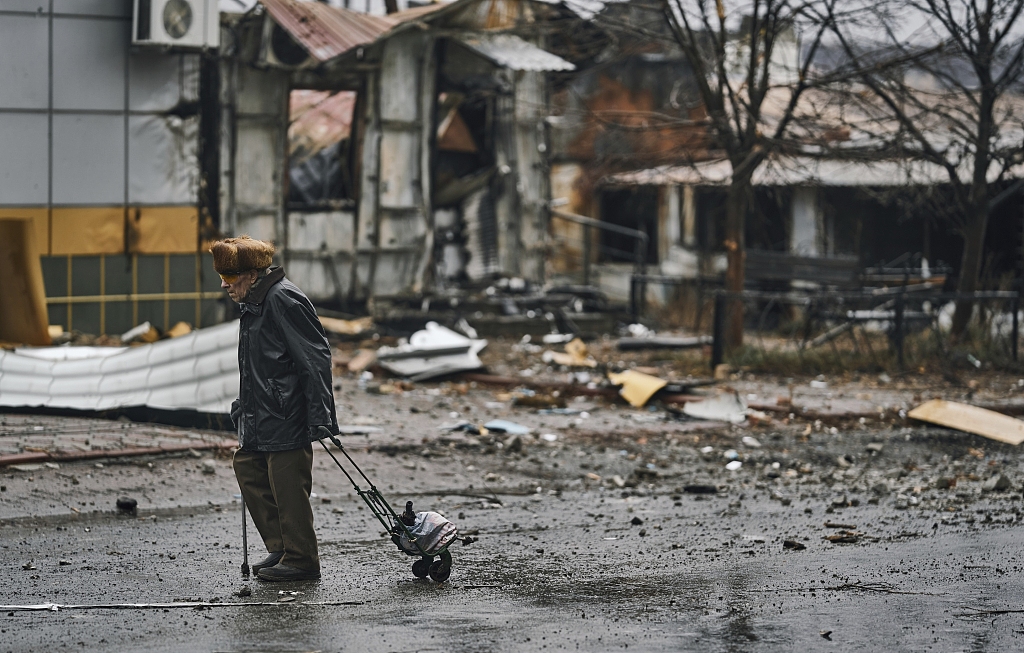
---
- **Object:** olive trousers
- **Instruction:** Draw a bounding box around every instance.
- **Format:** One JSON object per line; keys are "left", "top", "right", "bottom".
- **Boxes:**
{"left": 233, "top": 444, "right": 320, "bottom": 572}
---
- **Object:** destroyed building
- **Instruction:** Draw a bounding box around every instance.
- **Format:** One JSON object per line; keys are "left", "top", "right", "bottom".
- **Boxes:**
{"left": 232, "top": 0, "right": 578, "bottom": 306}
{"left": 548, "top": 25, "right": 1024, "bottom": 315}
{"left": 10, "top": 0, "right": 1013, "bottom": 339}
{"left": 0, "top": 0, "right": 585, "bottom": 339}
{"left": 598, "top": 143, "right": 1024, "bottom": 315}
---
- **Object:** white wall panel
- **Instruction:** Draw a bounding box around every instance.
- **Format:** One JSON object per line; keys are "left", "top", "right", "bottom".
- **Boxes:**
{"left": 53, "top": 17, "right": 128, "bottom": 111}
{"left": 286, "top": 258, "right": 349, "bottom": 301}
{"left": 236, "top": 214, "right": 277, "bottom": 242}
{"left": 379, "top": 34, "right": 420, "bottom": 123}
{"left": 2, "top": 1, "right": 50, "bottom": 11}
{"left": 0, "top": 14, "right": 49, "bottom": 110}
{"left": 378, "top": 130, "right": 419, "bottom": 208}
{"left": 129, "top": 53, "right": 182, "bottom": 111}
{"left": 378, "top": 211, "right": 427, "bottom": 249}
{"left": 235, "top": 123, "right": 279, "bottom": 206}
{"left": 287, "top": 211, "right": 355, "bottom": 251}
{"left": 128, "top": 114, "right": 199, "bottom": 204}
{"left": 372, "top": 251, "right": 423, "bottom": 296}
{"left": 128, "top": 53, "right": 201, "bottom": 111}
{"left": 52, "top": 113, "right": 125, "bottom": 204}
{"left": 236, "top": 66, "right": 287, "bottom": 116}
{"left": 52, "top": 0, "right": 129, "bottom": 17}
{"left": 0, "top": 113, "right": 48, "bottom": 204}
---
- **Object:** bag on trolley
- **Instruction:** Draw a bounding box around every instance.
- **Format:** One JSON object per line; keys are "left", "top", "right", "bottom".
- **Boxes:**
{"left": 396, "top": 511, "right": 459, "bottom": 556}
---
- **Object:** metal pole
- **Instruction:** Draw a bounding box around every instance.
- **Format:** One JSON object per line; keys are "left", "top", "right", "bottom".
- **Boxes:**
{"left": 241, "top": 495, "right": 249, "bottom": 577}
{"left": 1012, "top": 293, "right": 1019, "bottom": 362}
{"left": 711, "top": 292, "right": 725, "bottom": 370}
{"left": 893, "top": 292, "right": 905, "bottom": 370}
{"left": 630, "top": 275, "right": 638, "bottom": 323}
{"left": 637, "top": 231, "right": 647, "bottom": 321}
{"left": 582, "top": 223, "right": 590, "bottom": 286}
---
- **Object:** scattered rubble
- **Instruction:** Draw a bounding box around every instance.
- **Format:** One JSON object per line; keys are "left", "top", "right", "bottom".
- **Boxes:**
{"left": 682, "top": 392, "right": 747, "bottom": 424}
{"left": 376, "top": 322, "right": 487, "bottom": 381}
{"left": 483, "top": 420, "right": 530, "bottom": 435}
{"left": 607, "top": 370, "right": 667, "bottom": 408}
{"left": 319, "top": 316, "right": 373, "bottom": 337}
{"left": 542, "top": 338, "right": 598, "bottom": 368}
{"left": 982, "top": 474, "right": 1012, "bottom": 492}
{"left": 347, "top": 349, "right": 377, "bottom": 373}
{"left": 121, "top": 321, "right": 160, "bottom": 344}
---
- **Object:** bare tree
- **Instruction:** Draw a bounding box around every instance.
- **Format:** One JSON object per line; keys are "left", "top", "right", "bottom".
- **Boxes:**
{"left": 662, "top": 0, "right": 837, "bottom": 348}
{"left": 829, "top": 0, "right": 1024, "bottom": 337}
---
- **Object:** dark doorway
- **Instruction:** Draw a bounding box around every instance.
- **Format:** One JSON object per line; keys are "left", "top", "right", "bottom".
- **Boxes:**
{"left": 599, "top": 187, "right": 659, "bottom": 264}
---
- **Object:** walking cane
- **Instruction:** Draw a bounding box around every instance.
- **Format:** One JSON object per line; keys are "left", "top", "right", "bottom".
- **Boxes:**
{"left": 241, "top": 495, "right": 250, "bottom": 577}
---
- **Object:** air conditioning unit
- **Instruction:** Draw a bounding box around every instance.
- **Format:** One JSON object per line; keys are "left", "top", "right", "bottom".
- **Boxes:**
{"left": 133, "top": 0, "right": 219, "bottom": 49}
{"left": 259, "top": 13, "right": 316, "bottom": 69}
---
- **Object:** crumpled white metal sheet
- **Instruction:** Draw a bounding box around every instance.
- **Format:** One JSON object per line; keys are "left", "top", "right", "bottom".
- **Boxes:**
{"left": 0, "top": 321, "right": 239, "bottom": 414}
{"left": 376, "top": 322, "right": 486, "bottom": 381}
{"left": 455, "top": 34, "right": 576, "bottom": 72}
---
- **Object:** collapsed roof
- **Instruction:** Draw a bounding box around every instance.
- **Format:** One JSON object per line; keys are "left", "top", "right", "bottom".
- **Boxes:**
{"left": 260, "top": 0, "right": 575, "bottom": 70}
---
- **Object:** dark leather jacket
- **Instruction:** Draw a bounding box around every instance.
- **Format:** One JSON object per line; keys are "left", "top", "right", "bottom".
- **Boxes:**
{"left": 230, "top": 267, "right": 338, "bottom": 451}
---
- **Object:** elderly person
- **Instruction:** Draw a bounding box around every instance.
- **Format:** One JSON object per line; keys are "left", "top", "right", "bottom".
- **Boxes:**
{"left": 212, "top": 235, "right": 338, "bottom": 582}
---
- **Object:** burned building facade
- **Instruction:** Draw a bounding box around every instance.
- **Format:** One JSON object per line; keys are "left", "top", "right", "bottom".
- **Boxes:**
{"left": 0, "top": 0, "right": 580, "bottom": 336}
{"left": 218, "top": 0, "right": 577, "bottom": 308}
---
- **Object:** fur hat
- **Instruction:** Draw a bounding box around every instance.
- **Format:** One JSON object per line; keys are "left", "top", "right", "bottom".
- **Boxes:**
{"left": 210, "top": 236, "right": 275, "bottom": 274}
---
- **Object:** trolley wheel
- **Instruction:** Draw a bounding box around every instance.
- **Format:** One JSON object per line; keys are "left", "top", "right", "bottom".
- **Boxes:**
{"left": 412, "top": 558, "right": 431, "bottom": 578}
{"left": 428, "top": 560, "right": 451, "bottom": 583}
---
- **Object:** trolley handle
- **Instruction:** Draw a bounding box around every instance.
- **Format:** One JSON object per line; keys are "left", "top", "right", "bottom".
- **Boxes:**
{"left": 315, "top": 426, "right": 407, "bottom": 534}
{"left": 317, "top": 425, "right": 345, "bottom": 449}
{"left": 317, "top": 426, "right": 385, "bottom": 490}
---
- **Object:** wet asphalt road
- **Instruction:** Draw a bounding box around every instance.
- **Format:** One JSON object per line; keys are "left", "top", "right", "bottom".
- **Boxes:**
{"left": 3, "top": 466, "right": 1024, "bottom": 652}
{"left": 5, "top": 372, "right": 1024, "bottom": 652}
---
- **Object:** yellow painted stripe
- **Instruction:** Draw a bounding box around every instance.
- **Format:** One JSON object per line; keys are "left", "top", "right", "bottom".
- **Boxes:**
{"left": 45, "top": 291, "right": 223, "bottom": 304}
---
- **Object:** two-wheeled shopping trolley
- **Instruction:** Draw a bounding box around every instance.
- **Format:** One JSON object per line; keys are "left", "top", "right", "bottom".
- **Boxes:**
{"left": 316, "top": 426, "right": 459, "bottom": 582}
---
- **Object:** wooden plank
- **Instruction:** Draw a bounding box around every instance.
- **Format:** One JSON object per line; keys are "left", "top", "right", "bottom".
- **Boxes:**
{"left": 907, "top": 399, "right": 1024, "bottom": 445}
{"left": 0, "top": 218, "right": 51, "bottom": 345}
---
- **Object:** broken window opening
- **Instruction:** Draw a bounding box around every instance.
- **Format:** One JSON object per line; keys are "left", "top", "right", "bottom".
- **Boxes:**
{"left": 432, "top": 38, "right": 506, "bottom": 282}
{"left": 598, "top": 187, "right": 659, "bottom": 265}
{"left": 287, "top": 89, "right": 358, "bottom": 210}
{"left": 433, "top": 91, "right": 498, "bottom": 283}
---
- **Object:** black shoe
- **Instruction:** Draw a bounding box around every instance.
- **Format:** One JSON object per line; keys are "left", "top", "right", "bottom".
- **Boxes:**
{"left": 251, "top": 551, "right": 284, "bottom": 574}
{"left": 257, "top": 563, "right": 321, "bottom": 582}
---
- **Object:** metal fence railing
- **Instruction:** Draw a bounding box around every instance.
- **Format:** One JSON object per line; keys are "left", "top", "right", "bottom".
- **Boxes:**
{"left": 41, "top": 252, "right": 225, "bottom": 336}
{"left": 700, "top": 289, "right": 1020, "bottom": 371}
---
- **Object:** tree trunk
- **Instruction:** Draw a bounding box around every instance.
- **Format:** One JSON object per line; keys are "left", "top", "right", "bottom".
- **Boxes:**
{"left": 724, "top": 172, "right": 749, "bottom": 350}
{"left": 951, "top": 206, "right": 989, "bottom": 338}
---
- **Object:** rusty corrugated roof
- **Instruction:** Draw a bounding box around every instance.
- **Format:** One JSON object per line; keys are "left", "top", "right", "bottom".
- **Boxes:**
{"left": 260, "top": 0, "right": 398, "bottom": 62}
